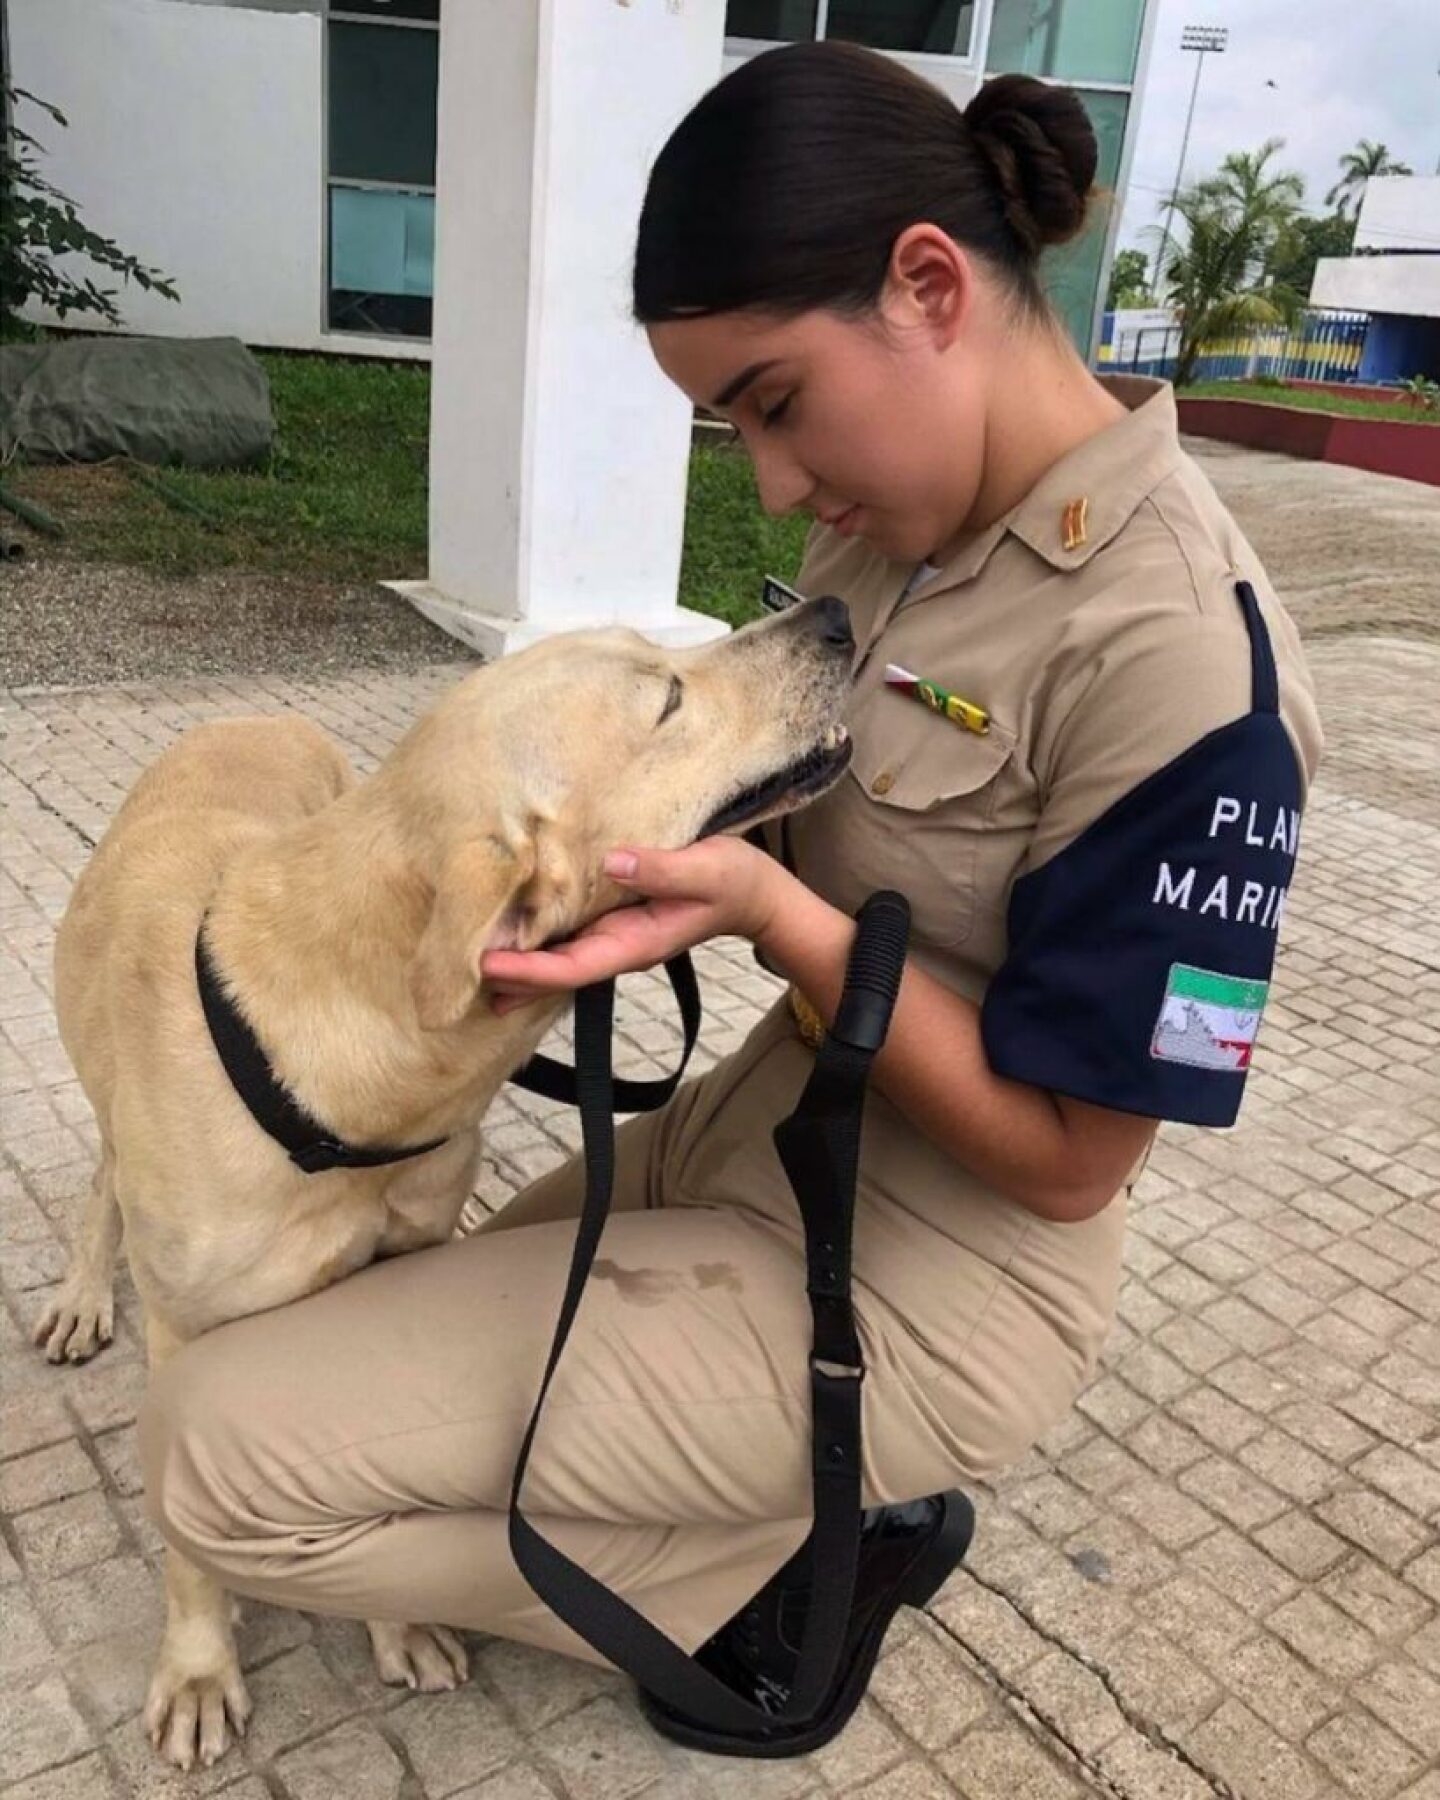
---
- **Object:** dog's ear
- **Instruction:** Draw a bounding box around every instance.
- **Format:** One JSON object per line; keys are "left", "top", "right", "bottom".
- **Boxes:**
{"left": 513, "top": 816, "right": 586, "bottom": 955}
{"left": 409, "top": 835, "right": 536, "bottom": 1032}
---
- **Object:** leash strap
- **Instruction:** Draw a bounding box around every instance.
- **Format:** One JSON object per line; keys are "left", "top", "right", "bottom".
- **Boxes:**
{"left": 508, "top": 891, "right": 911, "bottom": 1736}
{"left": 509, "top": 954, "right": 701, "bottom": 1113}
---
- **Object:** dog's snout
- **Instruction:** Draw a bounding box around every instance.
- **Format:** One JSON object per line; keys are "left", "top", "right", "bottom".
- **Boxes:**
{"left": 814, "top": 595, "right": 853, "bottom": 651}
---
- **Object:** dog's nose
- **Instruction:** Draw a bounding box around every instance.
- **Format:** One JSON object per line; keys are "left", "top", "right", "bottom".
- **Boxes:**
{"left": 814, "top": 595, "right": 853, "bottom": 650}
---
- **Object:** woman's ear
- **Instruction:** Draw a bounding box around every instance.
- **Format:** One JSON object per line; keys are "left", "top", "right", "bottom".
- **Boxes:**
{"left": 886, "top": 222, "right": 971, "bottom": 349}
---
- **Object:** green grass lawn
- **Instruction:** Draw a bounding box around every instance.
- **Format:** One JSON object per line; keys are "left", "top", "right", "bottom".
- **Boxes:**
{"left": 1183, "top": 379, "right": 1439, "bottom": 425}
{"left": 6, "top": 349, "right": 810, "bottom": 624}
{"left": 9, "top": 353, "right": 429, "bottom": 583}
{"left": 678, "top": 434, "right": 812, "bottom": 627}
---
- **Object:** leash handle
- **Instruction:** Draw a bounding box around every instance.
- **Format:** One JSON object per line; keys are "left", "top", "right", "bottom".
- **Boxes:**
{"left": 832, "top": 890, "right": 911, "bottom": 1051}
{"left": 508, "top": 892, "right": 911, "bottom": 1740}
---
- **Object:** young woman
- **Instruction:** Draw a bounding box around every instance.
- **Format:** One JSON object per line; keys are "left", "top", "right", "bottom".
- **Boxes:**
{"left": 140, "top": 44, "right": 1321, "bottom": 1762}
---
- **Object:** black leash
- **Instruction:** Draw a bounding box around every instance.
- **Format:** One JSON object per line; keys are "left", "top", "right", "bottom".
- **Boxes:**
{"left": 507, "top": 891, "right": 911, "bottom": 1738}
{"left": 509, "top": 952, "right": 702, "bottom": 1114}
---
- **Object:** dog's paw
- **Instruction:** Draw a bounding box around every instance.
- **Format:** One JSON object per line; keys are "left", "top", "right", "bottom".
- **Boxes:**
{"left": 144, "top": 1650, "right": 252, "bottom": 1770}
{"left": 32, "top": 1278, "right": 114, "bottom": 1364}
{"left": 367, "top": 1619, "right": 470, "bottom": 1692}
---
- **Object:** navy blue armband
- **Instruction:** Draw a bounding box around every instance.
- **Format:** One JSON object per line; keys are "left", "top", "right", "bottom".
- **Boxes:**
{"left": 981, "top": 584, "right": 1303, "bottom": 1128}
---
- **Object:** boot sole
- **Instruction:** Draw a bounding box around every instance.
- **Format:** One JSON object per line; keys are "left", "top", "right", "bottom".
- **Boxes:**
{"left": 639, "top": 1489, "right": 976, "bottom": 1760}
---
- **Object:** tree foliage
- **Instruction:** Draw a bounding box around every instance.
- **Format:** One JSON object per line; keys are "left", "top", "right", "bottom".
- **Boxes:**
{"left": 1106, "top": 248, "right": 1152, "bottom": 311}
{"left": 1, "top": 83, "right": 179, "bottom": 336}
{"left": 1325, "top": 139, "right": 1413, "bottom": 218}
{"left": 1154, "top": 139, "right": 1306, "bottom": 385}
{"left": 1267, "top": 212, "right": 1356, "bottom": 302}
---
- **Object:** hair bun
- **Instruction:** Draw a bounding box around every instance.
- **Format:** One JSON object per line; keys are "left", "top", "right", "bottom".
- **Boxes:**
{"left": 963, "top": 74, "right": 1096, "bottom": 252}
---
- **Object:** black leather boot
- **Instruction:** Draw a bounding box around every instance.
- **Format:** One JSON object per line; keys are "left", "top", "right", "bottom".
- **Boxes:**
{"left": 639, "top": 1490, "right": 975, "bottom": 1758}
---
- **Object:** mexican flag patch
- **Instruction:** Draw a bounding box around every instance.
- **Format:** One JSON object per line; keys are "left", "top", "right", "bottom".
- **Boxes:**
{"left": 1151, "top": 964, "right": 1269, "bottom": 1072}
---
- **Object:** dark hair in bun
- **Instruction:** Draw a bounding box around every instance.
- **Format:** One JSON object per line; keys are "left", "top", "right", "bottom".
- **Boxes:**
{"left": 634, "top": 43, "right": 1097, "bottom": 326}
{"left": 963, "top": 74, "right": 1097, "bottom": 256}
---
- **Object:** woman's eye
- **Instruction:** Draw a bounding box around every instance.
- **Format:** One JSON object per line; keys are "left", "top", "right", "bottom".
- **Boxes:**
{"left": 762, "top": 393, "right": 795, "bottom": 428}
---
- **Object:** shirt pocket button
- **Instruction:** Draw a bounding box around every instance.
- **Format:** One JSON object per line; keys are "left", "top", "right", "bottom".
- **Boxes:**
{"left": 870, "top": 771, "right": 896, "bottom": 796}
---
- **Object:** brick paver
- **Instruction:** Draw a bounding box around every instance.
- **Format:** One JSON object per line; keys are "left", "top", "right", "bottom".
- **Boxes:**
{"left": 3, "top": 618, "right": 1438, "bottom": 1796}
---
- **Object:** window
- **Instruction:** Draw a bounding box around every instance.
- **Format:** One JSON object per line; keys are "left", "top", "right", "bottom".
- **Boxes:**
{"left": 326, "top": 3, "right": 440, "bottom": 339}
{"left": 726, "top": 1, "right": 818, "bottom": 41}
{"left": 986, "top": 0, "right": 1145, "bottom": 87}
{"left": 726, "top": 0, "right": 977, "bottom": 60}
{"left": 1038, "top": 89, "right": 1129, "bottom": 352}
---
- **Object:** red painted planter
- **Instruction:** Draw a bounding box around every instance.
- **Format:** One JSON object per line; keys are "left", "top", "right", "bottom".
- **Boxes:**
{"left": 1329, "top": 416, "right": 1440, "bottom": 485}
{"left": 1176, "top": 396, "right": 1440, "bottom": 488}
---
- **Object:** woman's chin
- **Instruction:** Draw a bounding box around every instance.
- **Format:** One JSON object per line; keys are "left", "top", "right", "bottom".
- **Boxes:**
{"left": 872, "top": 525, "right": 922, "bottom": 563}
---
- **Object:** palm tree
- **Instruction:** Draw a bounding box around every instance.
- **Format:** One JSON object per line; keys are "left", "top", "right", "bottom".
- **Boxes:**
{"left": 1198, "top": 139, "right": 1306, "bottom": 283}
{"left": 1156, "top": 188, "right": 1296, "bottom": 386}
{"left": 1326, "top": 140, "right": 1413, "bottom": 218}
{"left": 1154, "top": 142, "right": 1306, "bottom": 385}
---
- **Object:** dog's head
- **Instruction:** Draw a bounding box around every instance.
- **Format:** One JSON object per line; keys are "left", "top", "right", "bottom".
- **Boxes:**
{"left": 387, "top": 597, "right": 855, "bottom": 1028}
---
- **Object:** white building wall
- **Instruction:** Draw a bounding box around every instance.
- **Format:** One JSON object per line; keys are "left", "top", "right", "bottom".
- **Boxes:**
{"left": 1312, "top": 175, "right": 1440, "bottom": 322}
{"left": 1354, "top": 175, "right": 1440, "bottom": 254}
{"left": 8, "top": 0, "right": 424, "bottom": 358}
{"left": 1311, "top": 255, "right": 1440, "bottom": 321}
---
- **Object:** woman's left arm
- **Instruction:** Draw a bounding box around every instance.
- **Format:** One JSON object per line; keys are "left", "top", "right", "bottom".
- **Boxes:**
{"left": 752, "top": 857, "right": 1154, "bottom": 1224}
{"left": 480, "top": 836, "right": 1152, "bottom": 1224}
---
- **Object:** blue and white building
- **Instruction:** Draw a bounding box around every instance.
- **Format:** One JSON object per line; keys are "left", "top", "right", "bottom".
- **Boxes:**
{"left": 1312, "top": 175, "right": 1440, "bottom": 383}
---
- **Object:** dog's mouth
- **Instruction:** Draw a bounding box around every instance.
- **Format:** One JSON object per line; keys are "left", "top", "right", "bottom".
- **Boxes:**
{"left": 698, "top": 725, "right": 853, "bottom": 838}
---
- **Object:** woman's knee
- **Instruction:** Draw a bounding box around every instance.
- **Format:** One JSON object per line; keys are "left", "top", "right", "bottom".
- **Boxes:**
{"left": 138, "top": 1331, "right": 264, "bottom": 1563}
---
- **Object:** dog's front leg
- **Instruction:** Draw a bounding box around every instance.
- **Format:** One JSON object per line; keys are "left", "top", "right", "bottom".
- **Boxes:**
{"left": 363, "top": 1139, "right": 479, "bottom": 1691}
{"left": 142, "top": 1317, "right": 252, "bottom": 1770}
{"left": 34, "top": 1149, "right": 121, "bottom": 1362}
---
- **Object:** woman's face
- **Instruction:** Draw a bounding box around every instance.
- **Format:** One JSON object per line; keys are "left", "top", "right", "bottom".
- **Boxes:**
{"left": 647, "top": 237, "right": 992, "bottom": 564}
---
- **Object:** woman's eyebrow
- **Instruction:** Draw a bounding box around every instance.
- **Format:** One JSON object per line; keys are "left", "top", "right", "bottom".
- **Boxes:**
{"left": 709, "top": 359, "right": 782, "bottom": 410}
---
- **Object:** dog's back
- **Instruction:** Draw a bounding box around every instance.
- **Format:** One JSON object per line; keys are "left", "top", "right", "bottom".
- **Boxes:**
{"left": 105, "top": 715, "right": 354, "bottom": 835}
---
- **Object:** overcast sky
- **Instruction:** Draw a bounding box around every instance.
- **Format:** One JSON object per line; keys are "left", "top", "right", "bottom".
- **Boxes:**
{"left": 1115, "top": 0, "right": 1440, "bottom": 257}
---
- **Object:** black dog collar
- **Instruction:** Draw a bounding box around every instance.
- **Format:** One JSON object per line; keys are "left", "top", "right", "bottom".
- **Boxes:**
{"left": 195, "top": 927, "right": 446, "bottom": 1176}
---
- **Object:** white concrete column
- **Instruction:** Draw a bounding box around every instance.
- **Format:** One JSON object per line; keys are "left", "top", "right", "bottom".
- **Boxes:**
{"left": 390, "top": 0, "right": 730, "bottom": 657}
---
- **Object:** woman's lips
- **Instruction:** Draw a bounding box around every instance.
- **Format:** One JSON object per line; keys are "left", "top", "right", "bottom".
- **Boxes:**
{"left": 834, "top": 505, "right": 861, "bottom": 537}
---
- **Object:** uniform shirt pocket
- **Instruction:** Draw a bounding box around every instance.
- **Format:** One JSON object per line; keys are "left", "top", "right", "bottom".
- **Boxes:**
{"left": 807, "top": 705, "right": 1016, "bottom": 949}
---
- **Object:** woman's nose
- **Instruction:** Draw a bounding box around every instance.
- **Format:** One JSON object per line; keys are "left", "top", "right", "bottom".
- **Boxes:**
{"left": 751, "top": 449, "right": 815, "bottom": 521}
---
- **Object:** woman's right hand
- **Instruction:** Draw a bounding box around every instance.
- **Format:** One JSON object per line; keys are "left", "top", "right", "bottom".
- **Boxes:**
{"left": 481, "top": 836, "right": 788, "bottom": 1014}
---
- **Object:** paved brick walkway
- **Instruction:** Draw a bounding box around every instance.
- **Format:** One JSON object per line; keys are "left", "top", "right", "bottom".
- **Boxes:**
{"left": 2, "top": 628, "right": 1438, "bottom": 1800}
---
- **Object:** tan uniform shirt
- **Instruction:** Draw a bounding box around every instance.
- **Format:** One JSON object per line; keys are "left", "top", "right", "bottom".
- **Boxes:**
{"left": 787, "top": 375, "right": 1322, "bottom": 1011}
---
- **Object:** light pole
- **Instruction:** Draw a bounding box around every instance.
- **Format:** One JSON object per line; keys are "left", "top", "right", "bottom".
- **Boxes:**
{"left": 1153, "top": 24, "right": 1229, "bottom": 296}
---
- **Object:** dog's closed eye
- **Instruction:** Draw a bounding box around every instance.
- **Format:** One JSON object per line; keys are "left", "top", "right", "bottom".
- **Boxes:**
{"left": 657, "top": 675, "right": 684, "bottom": 727}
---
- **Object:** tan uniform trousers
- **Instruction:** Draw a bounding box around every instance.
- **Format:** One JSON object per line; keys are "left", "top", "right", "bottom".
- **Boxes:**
{"left": 139, "top": 1001, "right": 1126, "bottom": 1666}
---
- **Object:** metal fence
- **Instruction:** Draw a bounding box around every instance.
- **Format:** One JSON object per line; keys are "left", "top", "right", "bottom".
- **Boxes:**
{"left": 1100, "top": 321, "right": 1182, "bottom": 380}
{"left": 1098, "top": 308, "right": 1372, "bottom": 385}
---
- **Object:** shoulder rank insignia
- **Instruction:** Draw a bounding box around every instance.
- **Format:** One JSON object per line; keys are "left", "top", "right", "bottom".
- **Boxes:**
{"left": 1061, "top": 496, "right": 1089, "bottom": 551}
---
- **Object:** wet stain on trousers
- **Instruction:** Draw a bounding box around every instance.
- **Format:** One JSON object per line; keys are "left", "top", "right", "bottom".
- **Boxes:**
{"left": 591, "top": 1260, "right": 683, "bottom": 1306}
{"left": 589, "top": 1260, "right": 745, "bottom": 1304}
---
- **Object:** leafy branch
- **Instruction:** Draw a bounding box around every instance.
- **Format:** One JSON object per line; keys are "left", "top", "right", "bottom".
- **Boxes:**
{"left": 1, "top": 81, "right": 179, "bottom": 334}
